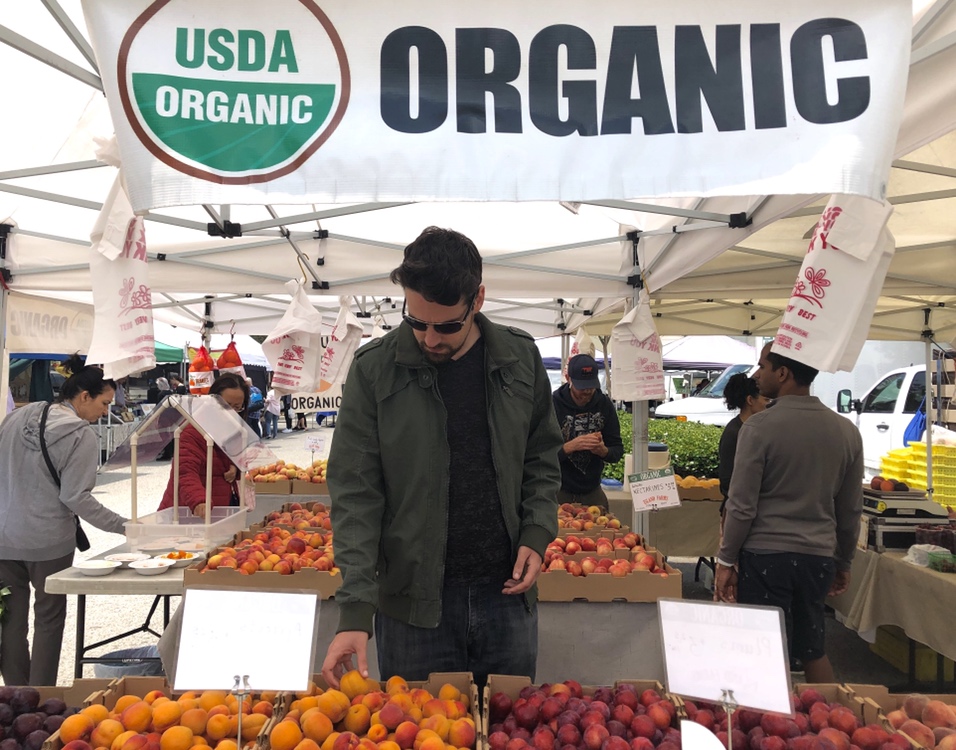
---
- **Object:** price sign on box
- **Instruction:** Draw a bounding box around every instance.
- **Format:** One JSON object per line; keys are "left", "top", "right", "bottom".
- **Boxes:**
{"left": 658, "top": 599, "right": 792, "bottom": 715}
{"left": 629, "top": 467, "right": 681, "bottom": 512}
{"left": 306, "top": 435, "right": 326, "bottom": 454}
{"left": 174, "top": 588, "right": 319, "bottom": 691}
{"left": 857, "top": 516, "right": 869, "bottom": 551}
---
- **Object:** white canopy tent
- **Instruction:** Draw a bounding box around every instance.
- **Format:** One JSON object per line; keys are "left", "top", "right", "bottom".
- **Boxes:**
{"left": 0, "top": 2, "right": 954, "bottom": 346}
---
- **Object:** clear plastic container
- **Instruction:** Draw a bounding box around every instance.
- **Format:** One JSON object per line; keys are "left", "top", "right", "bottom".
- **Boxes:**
{"left": 125, "top": 506, "right": 247, "bottom": 551}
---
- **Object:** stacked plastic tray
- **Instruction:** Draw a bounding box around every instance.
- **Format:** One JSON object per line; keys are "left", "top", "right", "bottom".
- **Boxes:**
{"left": 907, "top": 442, "right": 956, "bottom": 506}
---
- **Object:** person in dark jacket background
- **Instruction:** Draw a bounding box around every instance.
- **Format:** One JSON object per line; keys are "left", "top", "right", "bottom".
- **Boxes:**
{"left": 553, "top": 354, "right": 624, "bottom": 511}
{"left": 717, "top": 373, "right": 769, "bottom": 517}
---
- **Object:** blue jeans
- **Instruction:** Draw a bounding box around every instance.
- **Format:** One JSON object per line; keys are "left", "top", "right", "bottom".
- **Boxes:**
{"left": 374, "top": 581, "right": 537, "bottom": 692}
{"left": 263, "top": 412, "right": 279, "bottom": 439}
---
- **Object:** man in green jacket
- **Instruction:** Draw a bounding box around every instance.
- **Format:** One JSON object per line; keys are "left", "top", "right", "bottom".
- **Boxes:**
{"left": 322, "top": 226, "right": 562, "bottom": 690}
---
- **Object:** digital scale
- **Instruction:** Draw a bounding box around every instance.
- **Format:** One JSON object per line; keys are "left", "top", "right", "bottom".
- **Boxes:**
{"left": 861, "top": 488, "right": 950, "bottom": 552}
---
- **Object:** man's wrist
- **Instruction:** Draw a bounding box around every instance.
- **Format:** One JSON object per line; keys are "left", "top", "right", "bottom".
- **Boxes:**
{"left": 716, "top": 557, "right": 736, "bottom": 568}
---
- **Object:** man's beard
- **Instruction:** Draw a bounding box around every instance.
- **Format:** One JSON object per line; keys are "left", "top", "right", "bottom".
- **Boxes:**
{"left": 419, "top": 341, "right": 462, "bottom": 364}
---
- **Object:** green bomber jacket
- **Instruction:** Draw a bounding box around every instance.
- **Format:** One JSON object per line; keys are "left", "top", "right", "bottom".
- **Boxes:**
{"left": 327, "top": 312, "right": 562, "bottom": 634}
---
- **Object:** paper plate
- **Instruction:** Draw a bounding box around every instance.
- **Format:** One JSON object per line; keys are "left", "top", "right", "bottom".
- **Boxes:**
{"left": 74, "top": 560, "right": 122, "bottom": 577}
{"left": 104, "top": 552, "right": 151, "bottom": 567}
{"left": 129, "top": 558, "right": 176, "bottom": 576}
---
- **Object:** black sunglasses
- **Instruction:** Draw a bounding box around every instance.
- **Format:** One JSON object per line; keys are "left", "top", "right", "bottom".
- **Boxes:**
{"left": 402, "top": 294, "right": 476, "bottom": 335}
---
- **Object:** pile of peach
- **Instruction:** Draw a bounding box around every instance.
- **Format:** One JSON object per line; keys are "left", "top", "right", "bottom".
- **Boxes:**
{"left": 884, "top": 693, "right": 956, "bottom": 750}
{"left": 268, "top": 671, "right": 476, "bottom": 750}
{"left": 55, "top": 689, "right": 277, "bottom": 750}
{"left": 202, "top": 528, "right": 336, "bottom": 576}
{"left": 557, "top": 505, "right": 623, "bottom": 532}
{"left": 262, "top": 504, "right": 332, "bottom": 532}
{"left": 674, "top": 475, "right": 719, "bottom": 489}
{"left": 542, "top": 534, "right": 666, "bottom": 577}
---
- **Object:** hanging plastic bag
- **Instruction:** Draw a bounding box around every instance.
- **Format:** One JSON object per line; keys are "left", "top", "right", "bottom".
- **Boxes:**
{"left": 610, "top": 290, "right": 665, "bottom": 401}
{"left": 773, "top": 195, "right": 895, "bottom": 373}
{"left": 262, "top": 280, "right": 324, "bottom": 395}
{"left": 318, "top": 297, "right": 363, "bottom": 390}
{"left": 189, "top": 345, "right": 216, "bottom": 394}
{"left": 217, "top": 340, "right": 246, "bottom": 379}
{"left": 903, "top": 397, "right": 927, "bottom": 446}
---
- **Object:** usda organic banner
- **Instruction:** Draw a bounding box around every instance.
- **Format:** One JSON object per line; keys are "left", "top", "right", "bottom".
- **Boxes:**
{"left": 82, "top": 0, "right": 911, "bottom": 212}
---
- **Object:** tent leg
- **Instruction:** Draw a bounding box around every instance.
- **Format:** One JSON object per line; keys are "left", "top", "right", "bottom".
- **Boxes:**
{"left": 0, "top": 287, "right": 10, "bottom": 418}
{"left": 926, "top": 337, "right": 934, "bottom": 501}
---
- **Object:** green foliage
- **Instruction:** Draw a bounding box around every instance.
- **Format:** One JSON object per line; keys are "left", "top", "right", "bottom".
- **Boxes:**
{"left": 603, "top": 414, "right": 723, "bottom": 481}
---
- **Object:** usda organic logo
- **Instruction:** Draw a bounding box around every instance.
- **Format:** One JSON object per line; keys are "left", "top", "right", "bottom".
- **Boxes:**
{"left": 117, "top": 0, "right": 349, "bottom": 183}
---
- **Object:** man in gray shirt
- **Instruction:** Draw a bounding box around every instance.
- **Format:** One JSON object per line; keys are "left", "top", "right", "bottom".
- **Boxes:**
{"left": 714, "top": 342, "right": 863, "bottom": 682}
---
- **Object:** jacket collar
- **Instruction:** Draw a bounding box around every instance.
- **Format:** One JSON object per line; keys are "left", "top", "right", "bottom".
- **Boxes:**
{"left": 395, "top": 312, "right": 518, "bottom": 370}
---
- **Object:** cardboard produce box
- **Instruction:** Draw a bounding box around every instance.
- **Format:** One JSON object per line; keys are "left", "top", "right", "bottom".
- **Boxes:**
{"left": 536, "top": 550, "right": 681, "bottom": 602}
{"left": 184, "top": 561, "right": 342, "bottom": 599}
{"left": 253, "top": 480, "right": 293, "bottom": 495}
{"left": 848, "top": 684, "right": 956, "bottom": 732}
{"left": 557, "top": 524, "right": 630, "bottom": 538}
{"left": 677, "top": 486, "right": 722, "bottom": 501}
{"left": 793, "top": 683, "right": 867, "bottom": 722}
{"left": 33, "top": 679, "right": 116, "bottom": 707}
{"left": 291, "top": 480, "right": 330, "bottom": 496}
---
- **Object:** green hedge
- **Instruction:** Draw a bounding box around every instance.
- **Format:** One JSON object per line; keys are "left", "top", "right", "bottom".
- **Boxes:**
{"left": 603, "top": 415, "right": 723, "bottom": 481}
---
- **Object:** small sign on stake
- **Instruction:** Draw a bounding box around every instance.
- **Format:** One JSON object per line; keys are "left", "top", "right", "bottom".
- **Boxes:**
{"left": 306, "top": 435, "right": 327, "bottom": 454}
{"left": 857, "top": 516, "right": 869, "bottom": 551}
{"left": 629, "top": 468, "right": 681, "bottom": 512}
{"left": 658, "top": 598, "right": 792, "bottom": 716}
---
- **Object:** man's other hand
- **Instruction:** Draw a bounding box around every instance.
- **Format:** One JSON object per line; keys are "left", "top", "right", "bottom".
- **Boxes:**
{"left": 503, "top": 546, "right": 542, "bottom": 595}
{"left": 714, "top": 564, "right": 737, "bottom": 603}
{"left": 321, "top": 631, "right": 369, "bottom": 688}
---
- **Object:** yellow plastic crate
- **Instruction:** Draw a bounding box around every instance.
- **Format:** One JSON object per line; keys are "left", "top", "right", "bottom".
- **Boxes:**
{"left": 869, "top": 625, "right": 955, "bottom": 681}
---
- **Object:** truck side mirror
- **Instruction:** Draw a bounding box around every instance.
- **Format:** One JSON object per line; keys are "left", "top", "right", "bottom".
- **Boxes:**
{"left": 837, "top": 390, "right": 853, "bottom": 414}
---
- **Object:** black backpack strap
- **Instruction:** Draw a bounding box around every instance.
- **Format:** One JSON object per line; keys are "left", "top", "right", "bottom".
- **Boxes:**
{"left": 39, "top": 402, "right": 62, "bottom": 488}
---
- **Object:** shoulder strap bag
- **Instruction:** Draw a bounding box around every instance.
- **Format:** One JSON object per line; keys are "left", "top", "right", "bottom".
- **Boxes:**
{"left": 39, "top": 402, "right": 91, "bottom": 552}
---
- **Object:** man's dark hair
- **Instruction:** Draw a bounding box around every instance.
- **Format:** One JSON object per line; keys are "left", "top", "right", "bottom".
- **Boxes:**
{"left": 766, "top": 350, "right": 819, "bottom": 386}
{"left": 389, "top": 226, "right": 482, "bottom": 306}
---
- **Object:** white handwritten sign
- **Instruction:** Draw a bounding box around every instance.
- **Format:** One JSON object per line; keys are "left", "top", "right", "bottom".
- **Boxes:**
{"left": 175, "top": 589, "right": 319, "bottom": 691}
{"left": 629, "top": 468, "right": 681, "bottom": 512}
{"left": 306, "top": 435, "right": 327, "bottom": 454}
{"left": 658, "top": 599, "right": 792, "bottom": 715}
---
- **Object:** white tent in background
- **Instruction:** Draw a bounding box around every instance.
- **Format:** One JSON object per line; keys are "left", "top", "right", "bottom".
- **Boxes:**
{"left": 661, "top": 337, "right": 757, "bottom": 371}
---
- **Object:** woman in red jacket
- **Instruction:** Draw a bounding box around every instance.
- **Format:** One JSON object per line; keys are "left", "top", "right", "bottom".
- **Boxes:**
{"left": 158, "top": 373, "right": 249, "bottom": 516}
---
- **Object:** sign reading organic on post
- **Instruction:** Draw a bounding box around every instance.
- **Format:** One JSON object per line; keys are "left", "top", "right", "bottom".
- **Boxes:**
{"left": 629, "top": 468, "right": 681, "bottom": 512}
{"left": 82, "top": 0, "right": 912, "bottom": 212}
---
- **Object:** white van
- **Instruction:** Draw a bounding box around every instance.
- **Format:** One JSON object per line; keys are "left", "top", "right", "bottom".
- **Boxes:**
{"left": 652, "top": 363, "right": 755, "bottom": 426}
{"left": 836, "top": 365, "right": 926, "bottom": 477}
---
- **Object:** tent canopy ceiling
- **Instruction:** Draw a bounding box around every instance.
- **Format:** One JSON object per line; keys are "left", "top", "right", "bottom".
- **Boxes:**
{"left": 1, "top": 2, "right": 955, "bottom": 344}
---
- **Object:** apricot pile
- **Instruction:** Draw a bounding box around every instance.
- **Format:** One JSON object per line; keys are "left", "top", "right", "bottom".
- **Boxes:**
{"left": 57, "top": 689, "right": 278, "bottom": 750}
{"left": 268, "top": 671, "right": 476, "bottom": 750}
{"left": 674, "top": 476, "right": 720, "bottom": 490}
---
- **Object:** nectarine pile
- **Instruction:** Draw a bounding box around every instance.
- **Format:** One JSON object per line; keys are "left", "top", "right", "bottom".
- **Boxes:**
{"left": 884, "top": 693, "right": 956, "bottom": 750}
{"left": 263, "top": 503, "right": 333, "bottom": 532}
{"left": 557, "top": 505, "right": 623, "bottom": 532}
{"left": 248, "top": 460, "right": 328, "bottom": 485}
{"left": 201, "top": 527, "right": 336, "bottom": 576}
{"left": 684, "top": 687, "right": 915, "bottom": 750}
{"left": 543, "top": 535, "right": 666, "bottom": 578}
{"left": 54, "top": 688, "right": 279, "bottom": 750}
{"left": 487, "top": 682, "right": 679, "bottom": 750}
{"left": 270, "top": 671, "right": 476, "bottom": 750}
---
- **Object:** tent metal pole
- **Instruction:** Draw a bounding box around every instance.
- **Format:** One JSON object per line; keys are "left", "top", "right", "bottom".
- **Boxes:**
{"left": 925, "top": 334, "right": 934, "bottom": 501}
{"left": 630, "top": 296, "right": 649, "bottom": 541}
{"left": 0, "top": 287, "right": 9, "bottom": 418}
{"left": 203, "top": 297, "right": 213, "bottom": 350}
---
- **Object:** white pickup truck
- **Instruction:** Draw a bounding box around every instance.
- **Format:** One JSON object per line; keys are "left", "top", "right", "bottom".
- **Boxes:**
{"left": 836, "top": 364, "right": 925, "bottom": 477}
